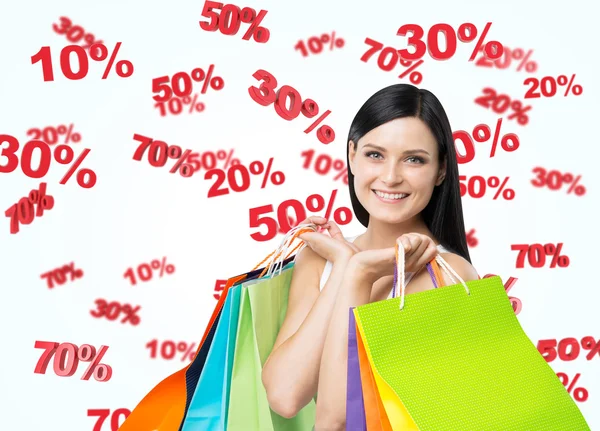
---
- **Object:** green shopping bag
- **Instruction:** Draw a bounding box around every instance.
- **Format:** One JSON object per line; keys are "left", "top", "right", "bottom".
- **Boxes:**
{"left": 353, "top": 240, "right": 590, "bottom": 430}
{"left": 227, "top": 263, "right": 316, "bottom": 431}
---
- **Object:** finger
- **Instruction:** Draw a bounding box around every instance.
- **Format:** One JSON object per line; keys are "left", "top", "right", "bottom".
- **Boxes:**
{"left": 323, "top": 220, "right": 345, "bottom": 241}
{"left": 415, "top": 243, "right": 439, "bottom": 269}
{"left": 298, "top": 216, "right": 328, "bottom": 228}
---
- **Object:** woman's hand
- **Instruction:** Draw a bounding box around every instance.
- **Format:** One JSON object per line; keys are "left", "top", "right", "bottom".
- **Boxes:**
{"left": 297, "top": 216, "right": 360, "bottom": 264}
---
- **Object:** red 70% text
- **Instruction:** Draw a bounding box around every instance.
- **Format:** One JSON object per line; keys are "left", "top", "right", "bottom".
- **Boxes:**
{"left": 124, "top": 257, "right": 175, "bottom": 286}
{"left": 362, "top": 37, "right": 425, "bottom": 84}
{"left": 132, "top": 134, "right": 198, "bottom": 178}
{"left": 88, "top": 409, "right": 130, "bottom": 431}
{"left": 206, "top": 157, "right": 285, "bottom": 198}
{"left": 5, "top": 182, "right": 54, "bottom": 234}
{"left": 459, "top": 175, "right": 515, "bottom": 200}
{"left": 200, "top": 1, "right": 270, "bottom": 43}
{"left": 453, "top": 118, "right": 519, "bottom": 164}
{"left": 153, "top": 65, "right": 224, "bottom": 102}
{"left": 90, "top": 299, "right": 141, "bottom": 325}
{"left": 511, "top": 243, "right": 569, "bottom": 268}
{"left": 34, "top": 341, "right": 112, "bottom": 381}
{"left": 41, "top": 261, "right": 83, "bottom": 289}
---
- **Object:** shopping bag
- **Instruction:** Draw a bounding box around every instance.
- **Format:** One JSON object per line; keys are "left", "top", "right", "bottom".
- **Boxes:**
{"left": 353, "top": 239, "right": 591, "bottom": 430}
{"left": 346, "top": 309, "right": 367, "bottom": 431}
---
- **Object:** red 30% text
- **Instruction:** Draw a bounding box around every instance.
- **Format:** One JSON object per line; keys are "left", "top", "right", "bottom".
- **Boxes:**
{"left": 475, "top": 46, "right": 537, "bottom": 72}
{"left": 124, "top": 257, "right": 175, "bottom": 286}
{"left": 200, "top": 1, "right": 270, "bottom": 43}
{"left": 27, "top": 124, "right": 80, "bottom": 145}
{"left": 90, "top": 299, "right": 141, "bottom": 325}
{"left": 296, "top": 31, "right": 344, "bottom": 57}
{"left": 531, "top": 168, "right": 586, "bottom": 196}
{"left": 153, "top": 65, "right": 224, "bottom": 102}
{"left": 52, "top": 16, "right": 103, "bottom": 50}
{"left": 132, "top": 134, "right": 198, "bottom": 177}
{"left": 250, "top": 189, "right": 352, "bottom": 242}
{"left": 146, "top": 340, "right": 196, "bottom": 362}
{"left": 0, "top": 135, "right": 96, "bottom": 187}
{"left": 524, "top": 74, "right": 582, "bottom": 99}
{"left": 482, "top": 274, "right": 521, "bottom": 314}
{"left": 214, "top": 279, "right": 227, "bottom": 300}
{"left": 248, "top": 69, "right": 335, "bottom": 144}
{"left": 538, "top": 337, "right": 600, "bottom": 363}
{"left": 301, "top": 149, "right": 348, "bottom": 184}
{"left": 88, "top": 409, "right": 130, "bottom": 431}
{"left": 31, "top": 43, "right": 133, "bottom": 81}
{"left": 155, "top": 94, "right": 206, "bottom": 117}
{"left": 557, "top": 373, "right": 588, "bottom": 402}
{"left": 361, "top": 38, "right": 424, "bottom": 84}
{"left": 475, "top": 88, "right": 531, "bottom": 126}
{"left": 459, "top": 175, "right": 515, "bottom": 200}
{"left": 5, "top": 182, "right": 54, "bottom": 234}
{"left": 41, "top": 261, "right": 83, "bottom": 289}
{"left": 466, "top": 229, "right": 478, "bottom": 247}
{"left": 453, "top": 118, "right": 519, "bottom": 164}
{"left": 511, "top": 243, "right": 569, "bottom": 269}
{"left": 34, "top": 341, "right": 112, "bottom": 381}
{"left": 206, "top": 158, "right": 285, "bottom": 197}
{"left": 396, "top": 22, "right": 503, "bottom": 61}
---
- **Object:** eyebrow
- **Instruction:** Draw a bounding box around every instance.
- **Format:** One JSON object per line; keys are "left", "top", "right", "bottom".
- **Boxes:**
{"left": 362, "top": 143, "right": 430, "bottom": 156}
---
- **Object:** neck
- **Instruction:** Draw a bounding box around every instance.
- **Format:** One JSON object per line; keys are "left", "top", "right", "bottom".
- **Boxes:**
{"left": 357, "top": 216, "right": 436, "bottom": 250}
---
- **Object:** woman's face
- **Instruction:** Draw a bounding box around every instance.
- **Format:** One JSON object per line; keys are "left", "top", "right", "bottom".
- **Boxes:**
{"left": 348, "top": 117, "right": 446, "bottom": 225}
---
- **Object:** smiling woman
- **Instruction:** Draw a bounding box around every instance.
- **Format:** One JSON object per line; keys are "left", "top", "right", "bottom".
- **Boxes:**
{"left": 261, "top": 84, "right": 479, "bottom": 430}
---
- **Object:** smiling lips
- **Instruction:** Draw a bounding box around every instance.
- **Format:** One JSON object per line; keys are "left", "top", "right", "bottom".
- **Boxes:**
{"left": 373, "top": 189, "right": 410, "bottom": 201}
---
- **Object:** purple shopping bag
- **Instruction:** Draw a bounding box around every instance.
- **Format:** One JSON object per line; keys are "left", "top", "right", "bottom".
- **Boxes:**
{"left": 346, "top": 308, "right": 367, "bottom": 430}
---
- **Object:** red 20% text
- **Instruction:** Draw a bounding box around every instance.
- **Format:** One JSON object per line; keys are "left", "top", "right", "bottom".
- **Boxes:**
{"left": 524, "top": 74, "right": 583, "bottom": 99}
{"left": 511, "top": 243, "right": 569, "bottom": 269}
{"left": 41, "top": 262, "right": 84, "bottom": 289}
{"left": 538, "top": 337, "right": 600, "bottom": 363}
{"left": 146, "top": 340, "right": 196, "bottom": 361}
{"left": 5, "top": 182, "right": 54, "bottom": 234}
{"left": 475, "top": 46, "right": 537, "bottom": 72}
{"left": 206, "top": 158, "right": 285, "bottom": 198}
{"left": 248, "top": 69, "right": 335, "bottom": 144}
{"left": 88, "top": 409, "right": 130, "bottom": 431}
{"left": 361, "top": 38, "right": 424, "bottom": 84}
{"left": 124, "top": 257, "right": 175, "bottom": 286}
{"left": 132, "top": 134, "right": 198, "bottom": 177}
{"left": 0, "top": 135, "right": 96, "bottom": 188}
{"left": 27, "top": 124, "right": 80, "bottom": 145}
{"left": 301, "top": 149, "right": 348, "bottom": 184}
{"left": 155, "top": 94, "right": 205, "bottom": 117}
{"left": 531, "top": 168, "right": 586, "bottom": 196}
{"left": 153, "top": 65, "right": 224, "bottom": 102}
{"left": 249, "top": 189, "right": 353, "bottom": 242}
{"left": 90, "top": 300, "right": 141, "bottom": 325}
{"left": 466, "top": 229, "right": 478, "bottom": 247}
{"left": 296, "top": 31, "right": 344, "bottom": 57}
{"left": 52, "top": 16, "right": 103, "bottom": 50}
{"left": 475, "top": 88, "right": 531, "bottom": 126}
{"left": 453, "top": 118, "right": 519, "bottom": 164}
{"left": 459, "top": 175, "right": 515, "bottom": 200}
{"left": 557, "top": 373, "right": 588, "bottom": 402}
{"left": 31, "top": 43, "right": 133, "bottom": 81}
{"left": 34, "top": 341, "right": 112, "bottom": 381}
{"left": 482, "top": 274, "right": 521, "bottom": 314}
{"left": 214, "top": 279, "right": 227, "bottom": 300}
{"left": 396, "top": 22, "right": 503, "bottom": 61}
{"left": 200, "top": 1, "right": 270, "bottom": 43}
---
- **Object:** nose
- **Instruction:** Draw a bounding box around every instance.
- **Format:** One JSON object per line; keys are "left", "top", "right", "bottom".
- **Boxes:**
{"left": 380, "top": 160, "right": 402, "bottom": 185}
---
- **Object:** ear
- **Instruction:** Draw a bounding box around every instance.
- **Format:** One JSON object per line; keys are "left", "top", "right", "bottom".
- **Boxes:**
{"left": 348, "top": 140, "right": 357, "bottom": 175}
{"left": 436, "top": 158, "right": 447, "bottom": 186}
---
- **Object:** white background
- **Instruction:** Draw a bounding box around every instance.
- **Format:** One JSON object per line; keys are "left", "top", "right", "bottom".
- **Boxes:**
{"left": 0, "top": 0, "right": 598, "bottom": 429}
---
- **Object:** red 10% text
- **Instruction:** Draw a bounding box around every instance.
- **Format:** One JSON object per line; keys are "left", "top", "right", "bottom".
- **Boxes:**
{"left": 5, "top": 182, "right": 54, "bottom": 234}
{"left": 301, "top": 149, "right": 348, "bottom": 184}
{"left": 453, "top": 118, "right": 519, "bottom": 164}
{"left": 124, "top": 256, "right": 175, "bottom": 286}
{"left": 52, "top": 16, "right": 103, "bottom": 50}
{"left": 538, "top": 337, "right": 600, "bottom": 363}
{"left": 0, "top": 135, "right": 96, "bottom": 187}
{"left": 475, "top": 88, "right": 531, "bottom": 126}
{"left": 206, "top": 158, "right": 285, "bottom": 198}
{"left": 557, "top": 373, "right": 588, "bottom": 403}
{"left": 531, "top": 168, "right": 586, "bottom": 196}
{"left": 146, "top": 340, "right": 196, "bottom": 362}
{"left": 361, "top": 38, "right": 425, "bottom": 84}
{"left": 88, "top": 409, "right": 130, "bottom": 431}
{"left": 475, "top": 46, "right": 537, "bottom": 72}
{"left": 31, "top": 43, "right": 133, "bottom": 81}
{"left": 524, "top": 74, "right": 582, "bottom": 99}
{"left": 511, "top": 243, "right": 569, "bottom": 269}
{"left": 396, "top": 22, "right": 503, "bottom": 61}
{"left": 200, "top": 1, "right": 270, "bottom": 43}
{"left": 249, "top": 189, "right": 352, "bottom": 242}
{"left": 132, "top": 134, "right": 199, "bottom": 178}
{"left": 459, "top": 175, "right": 515, "bottom": 200}
{"left": 34, "top": 341, "right": 112, "bottom": 381}
{"left": 41, "top": 261, "right": 84, "bottom": 289}
{"left": 248, "top": 69, "right": 335, "bottom": 144}
{"left": 153, "top": 65, "right": 224, "bottom": 102}
{"left": 90, "top": 299, "right": 141, "bottom": 325}
{"left": 482, "top": 274, "right": 521, "bottom": 314}
{"left": 295, "top": 31, "right": 344, "bottom": 57}
{"left": 155, "top": 94, "right": 206, "bottom": 117}
{"left": 27, "top": 123, "right": 80, "bottom": 145}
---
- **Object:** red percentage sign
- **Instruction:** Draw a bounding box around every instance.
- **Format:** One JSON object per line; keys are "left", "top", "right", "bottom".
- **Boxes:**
{"left": 300, "top": 149, "right": 348, "bottom": 184}
{"left": 459, "top": 175, "right": 515, "bottom": 200}
{"left": 26, "top": 124, "right": 81, "bottom": 145}
{"left": 34, "top": 341, "right": 113, "bottom": 381}
{"left": 199, "top": 3, "right": 270, "bottom": 43}
{"left": 482, "top": 274, "right": 520, "bottom": 314}
{"left": 205, "top": 157, "right": 285, "bottom": 198}
{"left": 152, "top": 65, "right": 224, "bottom": 102}
{"left": 90, "top": 299, "right": 141, "bottom": 325}
{"left": 295, "top": 31, "right": 345, "bottom": 57}
{"left": 474, "top": 89, "right": 532, "bottom": 126}
{"left": 54, "top": 145, "right": 97, "bottom": 188}
{"left": 5, "top": 182, "right": 55, "bottom": 234}
{"left": 530, "top": 168, "right": 586, "bottom": 196}
{"left": 155, "top": 94, "right": 206, "bottom": 117}
{"left": 40, "top": 261, "right": 84, "bottom": 289}
{"left": 511, "top": 243, "right": 570, "bottom": 269}
{"left": 581, "top": 337, "right": 600, "bottom": 361}
{"left": 88, "top": 408, "right": 130, "bottom": 431}
{"left": 360, "top": 39, "right": 424, "bottom": 84}
{"left": 89, "top": 42, "right": 134, "bottom": 79}
{"left": 123, "top": 257, "right": 175, "bottom": 286}
{"left": 177, "top": 342, "right": 197, "bottom": 362}
{"left": 131, "top": 134, "right": 195, "bottom": 177}
{"left": 507, "top": 100, "right": 531, "bottom": 125}
{"left": 466, "top": 229, "right": 478, "bottom": 247}
{"left": 398, "top": 58, "right": 424, "bottom": 84}
{"left": 239, "top": 6, "right": 270, "bottom": 42}
{"left": 538, "top": 337, "right": 600, "bottom": 363}
{"left": 556, "top": 373, "right": 588, "bottom": 402}
{"left": 453, "top": 118, "right": 519, "bottom": 164}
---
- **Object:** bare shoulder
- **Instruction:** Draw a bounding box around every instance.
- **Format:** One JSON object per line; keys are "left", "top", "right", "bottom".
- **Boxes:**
{"left": 292, "top": 244, "right": 328, "bottom": 282}
{"left": 438, "top": 252, "right": 479, "bottom": 282}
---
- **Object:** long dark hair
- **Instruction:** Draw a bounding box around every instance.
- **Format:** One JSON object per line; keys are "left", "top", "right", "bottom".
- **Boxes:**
{"left": 346, "top": 83, "right": 471, "bottom": 263}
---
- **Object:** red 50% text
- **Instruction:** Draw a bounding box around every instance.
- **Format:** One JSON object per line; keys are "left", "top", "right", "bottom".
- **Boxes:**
{"left": 538, "top": 337, "right": 600, "bottom": 363}
{"left": 199, "top": 1, "right": 270, "bottom": 43}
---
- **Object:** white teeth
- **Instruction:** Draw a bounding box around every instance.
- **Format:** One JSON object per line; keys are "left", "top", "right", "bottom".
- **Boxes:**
{"left": 374, "top": 190, "right": 407, "bottom": 200}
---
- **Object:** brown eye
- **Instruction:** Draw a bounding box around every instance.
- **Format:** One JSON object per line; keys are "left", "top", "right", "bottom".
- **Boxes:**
{"left": 406, "top": 156, "right": 425, "bottom": 164}
{"left": 365, "top": 151, "right": 383, "bottom": 160}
